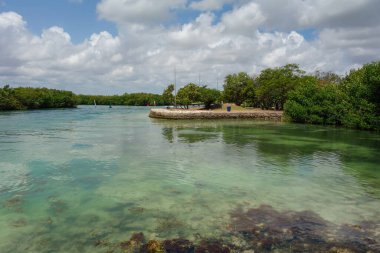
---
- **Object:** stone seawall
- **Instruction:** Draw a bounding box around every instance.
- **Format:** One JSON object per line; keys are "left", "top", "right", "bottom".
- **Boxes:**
{"left": 149, "top": 108, "right": 283, "bottom": 120}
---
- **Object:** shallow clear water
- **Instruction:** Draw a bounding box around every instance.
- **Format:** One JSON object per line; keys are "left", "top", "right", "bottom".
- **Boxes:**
{"left": 0, "top": 106, "right": 379, "bottom": 252}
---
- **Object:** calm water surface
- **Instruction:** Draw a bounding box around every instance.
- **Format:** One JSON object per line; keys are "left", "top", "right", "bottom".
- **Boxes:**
{"left": 0, "top": 106, "right": 379, "bottom": 252}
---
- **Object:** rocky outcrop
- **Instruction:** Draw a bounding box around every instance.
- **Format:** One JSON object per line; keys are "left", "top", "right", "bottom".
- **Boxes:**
{"left": 149, "top": 109, "right": 283, "bottom": 121}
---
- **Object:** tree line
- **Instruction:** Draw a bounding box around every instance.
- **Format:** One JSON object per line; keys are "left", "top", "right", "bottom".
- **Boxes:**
{"left": 1, "top": 61, "right": 378, "bottom": 130}
{"left": 0, "top": 86, "right": 77, "bottom": 110}
{"left": 284, "top": 62, "right": 379, "bottom": 130}
{"left": 0, "top": 86, "right": 166, "bottom": 110}
{"left": 77, "top": 93, "right": 164, "bottom": 106}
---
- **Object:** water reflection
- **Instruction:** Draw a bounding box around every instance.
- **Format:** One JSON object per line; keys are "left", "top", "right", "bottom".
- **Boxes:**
{"left": 162, "top": 127, "right": 174, "bottom": 143}
{"left": 155, "top": 119, "right": 380, "bottom": 194}
{"left": 0, "top": 108, "right": 379, "bottom": 253}
{"left": 161, "top": 123, "right": 223, "bottom": 144}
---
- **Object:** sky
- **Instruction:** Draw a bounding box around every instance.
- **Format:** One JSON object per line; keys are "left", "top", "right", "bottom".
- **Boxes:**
{"left": 0, "top": 0, "right": 379, "bottom": 95}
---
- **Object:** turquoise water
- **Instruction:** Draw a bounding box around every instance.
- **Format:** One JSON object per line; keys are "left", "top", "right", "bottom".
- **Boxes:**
{"left": 0, "top": 106, "right": 379, "bottom": 252}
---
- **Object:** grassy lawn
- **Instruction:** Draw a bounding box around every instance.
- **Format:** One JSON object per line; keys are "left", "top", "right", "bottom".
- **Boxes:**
{"left": 213, "top": 103, "right": 254, "bottom": 112}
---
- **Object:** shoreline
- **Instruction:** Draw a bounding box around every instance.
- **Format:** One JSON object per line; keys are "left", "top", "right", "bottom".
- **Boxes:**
{"left": 149, "top": 108, "right": 283, "bottom": 120}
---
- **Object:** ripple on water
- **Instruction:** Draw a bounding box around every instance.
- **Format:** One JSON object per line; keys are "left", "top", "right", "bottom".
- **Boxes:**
{"left": 0, "top": 107, "right": 379, "bottom": 253}
{"left": 0, "top": 163, "right": 29, "bottom": 193}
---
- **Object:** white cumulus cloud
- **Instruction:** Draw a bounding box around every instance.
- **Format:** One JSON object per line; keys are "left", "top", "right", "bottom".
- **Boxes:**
{"left": 97, "top": 0, "right": 186, "bottom": 25}
{"left": 190, "top": 0, "right": 234, "bottom": 11}
{"left": 0, "top": 0, "right": 379, "bottom": 94}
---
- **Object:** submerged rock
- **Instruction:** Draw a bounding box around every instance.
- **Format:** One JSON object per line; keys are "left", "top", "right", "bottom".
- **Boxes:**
{"left": 3, "top": 195, "right": 23, "bottom": 212}
{"left": 141, "top": 240, "right": 165, "bottom": 253}
{"left": 229, "top": 204, "right": 380, "bottom": 252}
{"left": 9, "top": 218, "right": 28, "bottom": 228}
{"left": 128, "top": 207, "right": 145, "bottom": 214}
{"left": 120, "top": 232, "right": 146, "bottom": 252}
{"left": 48, "top": 198, "right": 68, "bottom": 215}
{"left": 336, "top": 222, "right": 380, "bottom": 252}
{"left": 3, "top": 195, "right": 22, "bottom": 207}
{"left": 155, "top": 216, "right": 185, "bottom": 236}
{"left": 162, "top": 238, "right": 194, "bottom": 253}
{"left": 91, "top": 204, "right": 379, "bottom": 253}
{"left": 195, "top": 239, "right": 231, "bottom": 253}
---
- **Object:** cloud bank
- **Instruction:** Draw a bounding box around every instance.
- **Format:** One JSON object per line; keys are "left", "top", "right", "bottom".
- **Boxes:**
{"left": 0, "top": 0, "right": 379, "bottom": 94}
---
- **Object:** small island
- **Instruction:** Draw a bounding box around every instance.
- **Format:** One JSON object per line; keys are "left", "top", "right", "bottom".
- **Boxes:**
{"left": 150, "top": 62, "right": 379, "bottom": 132}
{"left": 149, "top": 106, "right": 283, "bottom": 120}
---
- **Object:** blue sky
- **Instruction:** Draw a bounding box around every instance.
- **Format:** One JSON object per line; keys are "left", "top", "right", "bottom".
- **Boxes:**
{"left": 1, "top": 0, "right": 312, "bottom": 43}
{"left": 0, "top": 0, "right": 117, "bottom": 43}
{"left": 0, "top": 0, "right": 237, "bottom": 43}
{"left": 0, "top": 0, "right": 379, "bottom": 94}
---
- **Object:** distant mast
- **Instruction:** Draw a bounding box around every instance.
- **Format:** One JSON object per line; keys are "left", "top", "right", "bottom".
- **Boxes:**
{"left": 174, "top": 66, "right": 177, "bottom": 108}
{"left": 94, "top": 100, "right": 97, "bottom": 108}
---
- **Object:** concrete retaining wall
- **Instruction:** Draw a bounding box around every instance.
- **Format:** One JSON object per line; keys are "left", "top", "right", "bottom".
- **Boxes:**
{"left": 149, "top": 108, "right": 283, "bottom": 121}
